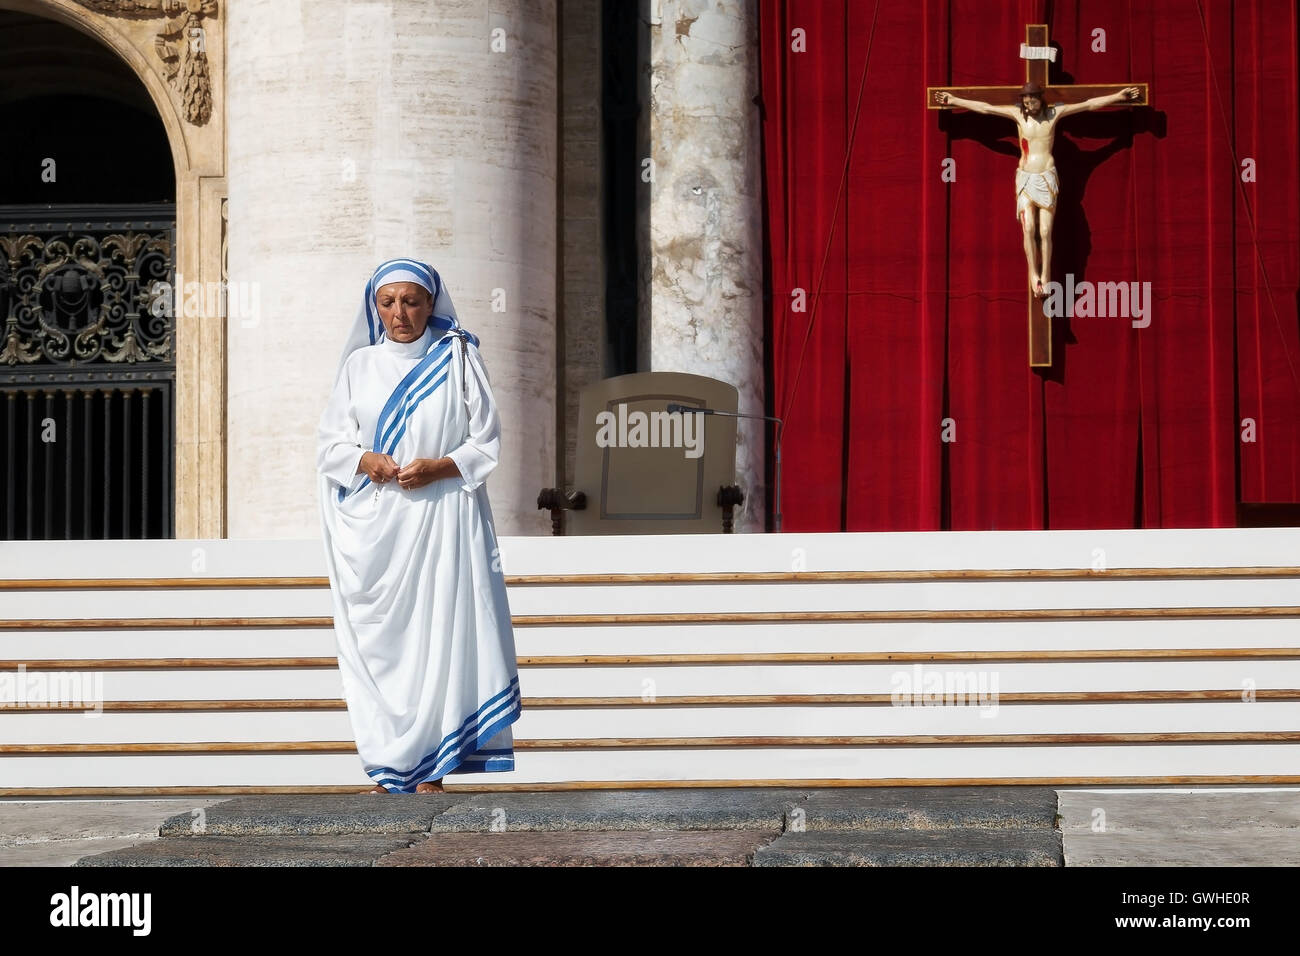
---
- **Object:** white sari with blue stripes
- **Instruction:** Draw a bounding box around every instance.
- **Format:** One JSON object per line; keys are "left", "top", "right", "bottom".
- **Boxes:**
{"left": 316, "top": 309, "right": 520, "bottom": 792}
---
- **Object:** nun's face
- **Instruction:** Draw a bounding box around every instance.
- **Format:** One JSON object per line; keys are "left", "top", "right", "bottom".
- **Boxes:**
{"left": 376, "top": 281, "right": 433, "bottom": 343}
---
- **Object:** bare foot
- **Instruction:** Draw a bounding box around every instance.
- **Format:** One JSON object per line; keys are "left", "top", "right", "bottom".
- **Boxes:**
{"left": 362, "top": 783, "right": 388, "bottom": 794}
{"left": 1034, "top": 277, "right": 1046, "bottom": 298}
{"left": 415, "top": 780, "right": 445, "bottom": 794}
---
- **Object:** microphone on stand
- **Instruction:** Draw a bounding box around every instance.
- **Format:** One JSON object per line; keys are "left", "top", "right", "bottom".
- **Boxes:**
{"left": 666, "top": 403, "right": 786, "bottom": 532}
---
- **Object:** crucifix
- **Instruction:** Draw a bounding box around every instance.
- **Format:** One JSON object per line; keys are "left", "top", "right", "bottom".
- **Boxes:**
{"left": 928, "top": 24, "right": 1149, "bottom": 367}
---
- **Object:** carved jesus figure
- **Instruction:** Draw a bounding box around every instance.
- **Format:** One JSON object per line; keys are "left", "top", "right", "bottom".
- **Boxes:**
{"left": 936, "top": 82, "right": 1140, "bottom": 297}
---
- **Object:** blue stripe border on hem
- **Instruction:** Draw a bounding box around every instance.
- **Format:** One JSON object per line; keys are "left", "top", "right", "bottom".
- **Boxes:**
{"left": 366, "top": 678, "right": 522, "bottom": 792}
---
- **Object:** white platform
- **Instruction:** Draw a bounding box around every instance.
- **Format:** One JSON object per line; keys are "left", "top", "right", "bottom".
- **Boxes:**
{"left": 2, "top": 529, "right": 1298, "bottom": 792}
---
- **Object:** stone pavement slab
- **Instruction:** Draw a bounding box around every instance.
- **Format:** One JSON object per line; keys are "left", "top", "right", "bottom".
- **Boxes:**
{"left": 73, "top": 833, "right": 420, "bottom": 867}
{"left": 754, "top": 828, "right": 1064, "bottom": 867}
{"left": 8, "top": 787, "right": 1296, "bottom": 868}
{"left": 786, "top": 787, "right": 1059, "bottom": 830}
{"left": 378, "top": 829, "right": 778, "bottom": 866}
{"left": 157, "top": 793, "right": 460, "bottom": 836}
{"left": 427, "top": 787, "right": 810, "bottom": 831}
{"left": 1059, "top": 790, "right": 1300, "bottom": 866}
{"left": 0, "top": 799, "right": 226, "bottom": 867}
{"left": 1063, "top": 828, "right": 1300, "bottom": 866}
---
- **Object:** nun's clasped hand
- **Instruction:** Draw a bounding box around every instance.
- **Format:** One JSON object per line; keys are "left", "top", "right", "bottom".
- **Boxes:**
{"left": 359, "top": 451, "right": 399, "bottom": 484}
{"left": 396, "top": 458, "right": 436, "bottom": 490}
{"left": 394, "top": 456, "right": 463, "bottom": 489}
{"left": 358, "top": 451, "right": 460, "bottom": 490}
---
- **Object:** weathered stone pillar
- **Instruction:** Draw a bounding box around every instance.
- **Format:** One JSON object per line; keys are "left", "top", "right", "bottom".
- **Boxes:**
{"left": 640, "top": 0, "right": 766, "bottom": 532}
{"left": 226, "top": 0, "right": 557, "bottom": 537}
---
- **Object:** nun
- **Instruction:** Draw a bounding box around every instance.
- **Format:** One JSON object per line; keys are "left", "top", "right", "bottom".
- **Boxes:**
{"left": 316, "top": 258, "right": 521, "bottom": 794}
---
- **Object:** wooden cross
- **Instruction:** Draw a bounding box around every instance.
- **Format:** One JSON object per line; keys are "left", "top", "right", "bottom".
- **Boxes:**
{"left": 928, "top": 24, "right": 1149, "bottom": 367}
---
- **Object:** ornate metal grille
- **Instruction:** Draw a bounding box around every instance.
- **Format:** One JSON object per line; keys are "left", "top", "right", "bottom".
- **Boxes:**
{"left": 0, "top": 204, "right": 175, "bottom": 539}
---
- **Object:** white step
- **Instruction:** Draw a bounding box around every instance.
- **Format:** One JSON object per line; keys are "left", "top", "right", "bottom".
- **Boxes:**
{"left": 5, "top": 745, "right": 1299, "bottom": 791}
{"left": 5, "top": 701, "right": 1300, "bottom": 745}
{"left": 2, "top": 529, "right": 1299, "bottom": 792}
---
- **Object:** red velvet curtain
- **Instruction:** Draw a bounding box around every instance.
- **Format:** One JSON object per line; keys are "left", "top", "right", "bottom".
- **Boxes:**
{"left": 760, "top": 0, "right": 1300, "bottom": 531}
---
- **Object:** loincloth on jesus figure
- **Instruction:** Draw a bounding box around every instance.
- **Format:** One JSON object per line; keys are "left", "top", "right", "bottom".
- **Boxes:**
{"left": 1015, "top": 167, "right": 1059, "bottom": 219}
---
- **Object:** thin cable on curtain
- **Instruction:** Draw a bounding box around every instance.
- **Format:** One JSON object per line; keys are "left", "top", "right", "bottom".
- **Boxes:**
{"left": 1194, "top": 0, "right": 1300, "bottom": 399}
{"left": 778, "top": 0, "right": 882, "bottom": 433}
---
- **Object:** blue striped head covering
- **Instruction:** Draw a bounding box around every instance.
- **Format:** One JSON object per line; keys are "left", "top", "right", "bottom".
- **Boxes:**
{"left": 333, "top": 258, "right": 478, "bottom": 380}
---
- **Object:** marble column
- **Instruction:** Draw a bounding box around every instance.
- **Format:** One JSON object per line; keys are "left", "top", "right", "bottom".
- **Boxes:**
{"left": 226, "top": 0, "right": 556, "bottom": 538}
{"left": 640, "top": 0, "right": 766, "bottom": 533}
{"left": 559, "top": 0, "right": 606, "bottom": 488}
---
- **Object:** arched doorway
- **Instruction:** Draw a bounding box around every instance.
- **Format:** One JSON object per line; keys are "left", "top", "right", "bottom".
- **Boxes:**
{"left": 0, "top": 0, "right": 226, "bottom": 539}
{"left": 0, "top": 8, "right": 175, "bottom": 538}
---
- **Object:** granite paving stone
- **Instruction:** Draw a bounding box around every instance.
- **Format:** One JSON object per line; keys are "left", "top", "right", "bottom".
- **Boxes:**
{"left": 754, "top": 828, "right": 1064, "bottom": 867}
{"left": 378, "top": 829, "right": 779, "bottom": 866}
{"left": 74, "top": 833, "right": 420, "bottom": 867}
{"left": 157, "top": 793, "right": 461, "bottom": 836}
{"left": 427, "top": 787, "right": 811, "bottom": 831}
{"left": 785, "top": 787, "right": 1060, "bottom": 831}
